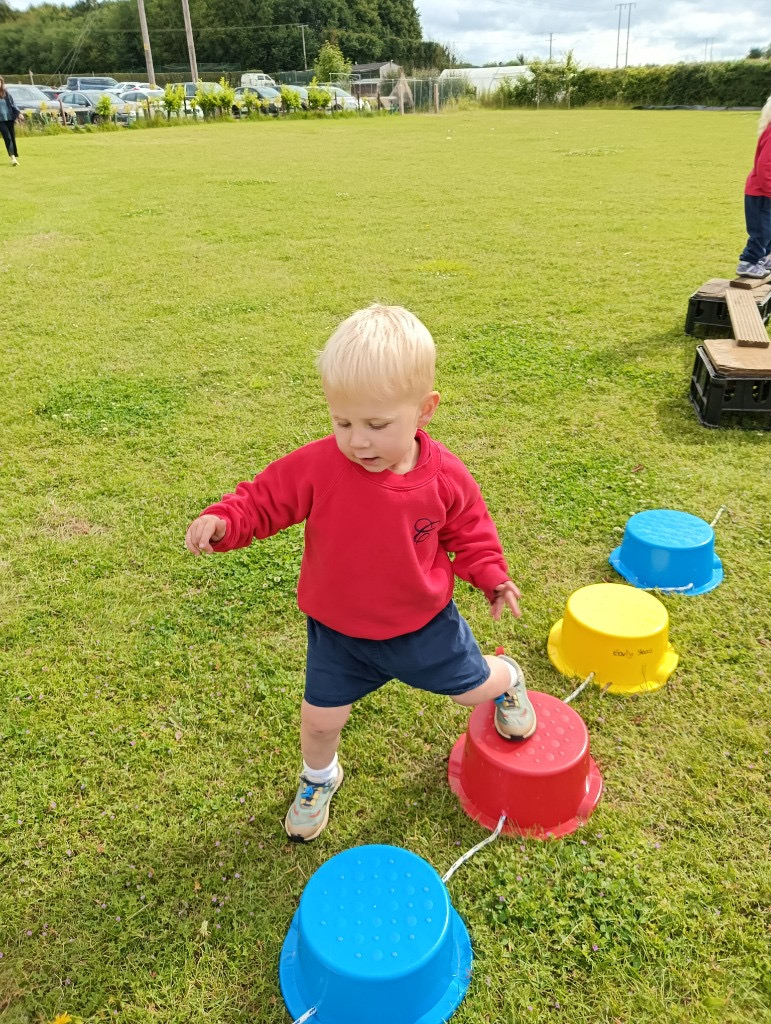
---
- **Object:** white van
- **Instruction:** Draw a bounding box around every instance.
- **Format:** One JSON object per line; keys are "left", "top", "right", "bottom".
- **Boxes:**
{"left": 241, "top": 70, "right": 277, "bottom": 88}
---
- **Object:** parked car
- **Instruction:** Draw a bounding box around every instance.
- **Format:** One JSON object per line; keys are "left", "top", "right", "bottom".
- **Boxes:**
{"left": 241, "top": 70, "right": 277, "bottom": 88}
{"left": 65, "top": 76, "right": 120, "bottom": 91}
{"left": 118, "top": 87, "right": 165, "bottom": 103}
{"left": 113, "top": 81, "right": 149, "bottom": 92}
{"left": 280, "top": 83, "right": 309, "bottom": 109}
{"left": 38, "top": 87, "right": 63, "bottom": 102}
{"left": 325, "top": 85, "right": 364, "bottom": 111}
{"left": 182, "top": 81, "right": 221, "bottom": 100}
{"left": 232, "top": 85, "right": 281, "bottom": 116}
{"left": 6, "top": 84, "right": 63, "bottom": 115}
{"left": 57, "top": 90, "right": 135, "bottom": 125}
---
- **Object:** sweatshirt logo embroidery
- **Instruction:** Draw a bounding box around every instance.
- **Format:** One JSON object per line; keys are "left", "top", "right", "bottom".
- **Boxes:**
{"left": 413, "top": 517, "right": 439, "bottom": 544}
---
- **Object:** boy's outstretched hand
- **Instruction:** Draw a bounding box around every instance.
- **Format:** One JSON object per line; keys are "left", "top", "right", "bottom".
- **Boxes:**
{"left": 489, "top": 580, "right": 522, "bottom": 620}
{"left": 185, "top": 514, "right": 227, "bottom": 555}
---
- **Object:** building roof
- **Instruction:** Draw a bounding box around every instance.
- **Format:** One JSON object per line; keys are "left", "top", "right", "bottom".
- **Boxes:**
{"left": 351, "top": 61, "right": 401, "bottom": 74}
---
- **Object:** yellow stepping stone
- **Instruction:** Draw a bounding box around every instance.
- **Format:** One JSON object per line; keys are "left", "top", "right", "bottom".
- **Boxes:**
{"left": 548, "top": 583, "right": 679, "bottom": 695}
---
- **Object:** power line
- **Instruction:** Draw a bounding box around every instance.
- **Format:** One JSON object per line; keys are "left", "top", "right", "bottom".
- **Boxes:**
{"left": 84, "top": 21, "right": 309, "bottom": 35}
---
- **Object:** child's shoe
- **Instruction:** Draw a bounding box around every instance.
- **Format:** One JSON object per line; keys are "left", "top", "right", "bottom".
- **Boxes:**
{"left": 736, "top": 260, "right": 769, "bottom": 279}
{"left": 761, "top": 254, "right": 771, "bottom": 271}
{"left": 10, "top": 156, "right": 18, "bottom": 166}
{"left": 284, "top": 764, "right": 344, "bottom": 842}
{"left": 494, "top": 655, "right": 537, "bottom": 740}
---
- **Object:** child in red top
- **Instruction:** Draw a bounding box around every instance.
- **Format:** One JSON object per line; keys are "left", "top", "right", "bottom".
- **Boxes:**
{"left": 185, "top": 305, "right": 535, "bottom": 842}
{"left": 737, "top": 95, "right": 771, "bottom": 278}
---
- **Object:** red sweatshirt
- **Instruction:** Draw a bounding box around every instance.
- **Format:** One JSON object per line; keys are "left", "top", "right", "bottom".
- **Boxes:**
{"left": 203, "top": 429, "right": 509, "bottom": 640}
{"left": 746, "top": 123, "right": 771, "bottom": 197}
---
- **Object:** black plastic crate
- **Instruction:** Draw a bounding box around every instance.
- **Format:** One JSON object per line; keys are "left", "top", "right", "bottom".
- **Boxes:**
{"left": 685, "top": 287, "right": 771, "bottom": 336}
{"left": 690, "top": 347, "right": 771, "bottom": 428}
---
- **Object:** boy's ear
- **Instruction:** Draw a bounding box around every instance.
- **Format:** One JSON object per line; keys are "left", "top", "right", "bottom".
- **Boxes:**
{"left": 417, "top": 391, "right": 440, "bottom": 427}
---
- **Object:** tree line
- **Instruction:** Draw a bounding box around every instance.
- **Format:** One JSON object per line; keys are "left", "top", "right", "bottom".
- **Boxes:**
{"left": 0, "top": 0, "right": 455, "bottom": 77}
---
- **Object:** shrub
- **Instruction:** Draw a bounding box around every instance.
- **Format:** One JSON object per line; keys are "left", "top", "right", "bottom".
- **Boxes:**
{"left": 94, "top": 93, "right": 115, "bottom": 122}
{"left": 570, "top": 58, "right": 771, "bottom": 107}
{"left": 214, "top": 76, "right": 235, "bottom": 117}
{"left": 162, "top": 84, "right": 184, "bottom": 120}
{"left": 194, "top": 83, "right": 218, "bottom": 119}
{"left": 240, "top": 90, "right": 259, "bottom": 116}
{"left": 307, "top": 77, "right": 332, "bottom": 110}
{"left": 480, "top": 76, "right": 519, "bottom": 108}
{"left": 280, "top": 85, "right": 301, "bottom": 112}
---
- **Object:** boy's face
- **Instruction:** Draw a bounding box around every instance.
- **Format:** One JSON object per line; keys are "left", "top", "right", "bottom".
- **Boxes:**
{"left": 324, "top": 388, "right": 440, "bottom": 475}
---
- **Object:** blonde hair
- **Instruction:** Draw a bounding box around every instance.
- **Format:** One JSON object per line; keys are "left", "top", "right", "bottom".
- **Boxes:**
{"left": 317, "top": 304, "right": 436, "bottom": 399}
{"left": 759, "top": 95, "right": 771, "bottom": 134}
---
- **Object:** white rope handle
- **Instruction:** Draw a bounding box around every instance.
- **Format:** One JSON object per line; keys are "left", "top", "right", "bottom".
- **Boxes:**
{"left": 563, "top": 672, "right": 595, "bottom": 704}
{"left": 710, "top": 505, "right": 727, "bottom": 529}
{"left": 292, "top": 1008, "right": 317, "bottom": 1023}
{"left": 442, "top": 813, "right": 507, "bottom": 882}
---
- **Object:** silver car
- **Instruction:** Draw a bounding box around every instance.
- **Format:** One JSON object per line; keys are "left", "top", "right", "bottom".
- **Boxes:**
{"left": 57, "top": 90, "right": 135, "bottom": 125}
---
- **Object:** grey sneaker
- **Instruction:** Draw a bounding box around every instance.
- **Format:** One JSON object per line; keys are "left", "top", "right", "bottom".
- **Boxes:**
{"left": 736, "top": 260, "right": 769, "bottom": 279}
{"left": 284, "top": 765, "right": 344, "bottom": 843}
{"left": 494, "top": 655, "right": 536, "bottom": 740}
{"left": 761, "top": 254, "right": 771, "bottom": 270}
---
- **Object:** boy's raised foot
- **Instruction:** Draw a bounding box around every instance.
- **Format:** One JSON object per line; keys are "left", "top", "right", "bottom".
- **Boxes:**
{"left": 494, "top": 655, "right": 537, "bottom": 740}
{"left": 10, "top": 156, "right": 18, "bottom": 166}
{"left": 736, "top": 260, "right": 769, "bottom": 279}
{"left": 284, "top": 765, "right": 344, "bottom": 842}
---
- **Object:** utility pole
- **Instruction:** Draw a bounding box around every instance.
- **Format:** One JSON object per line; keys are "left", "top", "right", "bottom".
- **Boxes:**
{"left": 704, "top": 37, "right": 714, "bottom": 62}
{"left": 136, "top": 0, "right": 156, "bottom": 86}
{"left": 624, "top": 2, "right": 635, "bottom": 67}
{"left": 615, "top": 3, "right": 635, "bottom": 68}
{"left": 300, "top": 23, "right": 307, "bottom": 71}
{"left": 547, "top": 33, "right": 554, "bottom": 60}
{"left": 180, "top": 0, "right": 198, "bottom": 83}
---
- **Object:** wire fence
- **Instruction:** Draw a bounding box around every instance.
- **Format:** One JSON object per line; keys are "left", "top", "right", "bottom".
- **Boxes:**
{"left": 9, "top": 67, "right": 476, "bottom": 113}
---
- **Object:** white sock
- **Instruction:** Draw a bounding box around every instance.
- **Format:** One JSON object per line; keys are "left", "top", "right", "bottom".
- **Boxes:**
{"left": 496, "top": 658, "right": 522, "bottom": 700}
{"left": 302, "top": 754, "right": 338, "bottom": 785}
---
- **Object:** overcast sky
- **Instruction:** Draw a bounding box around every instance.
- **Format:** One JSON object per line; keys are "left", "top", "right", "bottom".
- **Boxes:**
{"left": 414, "top": 0, "right": 766, "bottom": 67}
{"left": 3, "top": 0, "right": 767, "bottom": 68}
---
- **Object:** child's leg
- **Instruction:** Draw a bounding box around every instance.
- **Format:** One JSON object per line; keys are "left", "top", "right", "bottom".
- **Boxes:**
{"left": 739, "top": 195, "right": 770, "bottom": 266}
{"left": 286, "top": 699, "right": 350, "bottom": 843}
{"left": 450, "top": 655, "right": 511, "bottom": 707}
{"left": 452, "top": 654, "right": 537, "bottom": 740}
{"left": 300, "top": 698, "right": 351, "bottom": 770}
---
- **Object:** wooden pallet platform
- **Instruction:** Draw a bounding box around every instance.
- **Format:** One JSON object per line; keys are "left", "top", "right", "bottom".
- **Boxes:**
{"left": 694, "top": 278, "right": 733, "bottom": 299}
{"left": 725, "top": 287, "right": 770, "bottom": 348}
{"left": 695, "top": 278, "right": 771, "bottom": 301}
{"left": 703, "top": 338, "right": 771, "bottom": 377}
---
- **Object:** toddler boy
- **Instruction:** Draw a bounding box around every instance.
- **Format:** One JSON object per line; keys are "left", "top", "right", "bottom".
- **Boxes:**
{"left": 185, "top": 305, "right": 536, "bottom": 842}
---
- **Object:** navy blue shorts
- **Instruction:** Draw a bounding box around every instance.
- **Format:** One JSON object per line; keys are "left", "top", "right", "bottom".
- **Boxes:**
{"left": 304, "top": 601, "right": 491, "bottom": 708}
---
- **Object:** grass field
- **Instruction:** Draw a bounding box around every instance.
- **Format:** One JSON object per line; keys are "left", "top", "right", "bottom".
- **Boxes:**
{"left": 1, "top": 109, "right": 769, "bottom": 1024}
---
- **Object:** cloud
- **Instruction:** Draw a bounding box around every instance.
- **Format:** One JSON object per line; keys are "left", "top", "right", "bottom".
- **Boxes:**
{"left": 415, "top": 0, "right": 767, "bottom": 66}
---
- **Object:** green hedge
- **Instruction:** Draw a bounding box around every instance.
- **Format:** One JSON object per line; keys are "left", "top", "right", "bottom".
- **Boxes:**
{"left": 571, "top": 60, "right": 771, "bottom": 107}
{"left": 488, "top": 59, "right": 771, "bottom": 108}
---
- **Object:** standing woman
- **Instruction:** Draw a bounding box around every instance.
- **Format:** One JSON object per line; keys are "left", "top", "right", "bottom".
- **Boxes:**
{"left": 0, "top": 77, "right": 21, "bottom": 166}
{"left": 737, "top": 95, "right": 771, "bottom": 278}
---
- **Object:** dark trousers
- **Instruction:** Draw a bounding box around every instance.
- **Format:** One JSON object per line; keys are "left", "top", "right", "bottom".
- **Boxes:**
{"left": 740, "top": 193, "right": 771, "bottom": 265}
{"left": 0, "top": 119, "right": 17, "bottom": 158}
